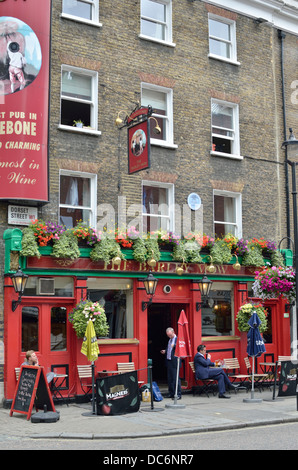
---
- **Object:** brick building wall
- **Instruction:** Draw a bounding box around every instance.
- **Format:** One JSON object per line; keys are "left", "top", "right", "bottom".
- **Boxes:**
{"left": 38, "top": 0, "right": 295, "bottom": 240}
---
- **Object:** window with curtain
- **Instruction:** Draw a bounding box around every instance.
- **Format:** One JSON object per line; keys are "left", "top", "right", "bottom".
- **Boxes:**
{"left": 142, "top": 182, "right": 174, "bottom": 233}
{"left": 141, "top": 84, "right": 173, "bottom": 145}
{"left": 59, "top": 171, "right": 97, "bottom": 228}
{"left": 60, "top": 66, "right": 97, "bottom": 129}
{"left": 211, "top": 99, "right": 240, "bottom": 157}
{"left": 213, "top": 191, "right": 242, "bottom": 237}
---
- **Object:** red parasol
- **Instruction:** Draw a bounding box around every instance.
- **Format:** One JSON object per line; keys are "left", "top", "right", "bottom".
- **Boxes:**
{"left": 175, "top": 310, "right": 191, "bottom": 358}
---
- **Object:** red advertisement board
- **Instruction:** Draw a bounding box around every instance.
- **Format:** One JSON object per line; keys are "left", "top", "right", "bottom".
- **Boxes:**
{"left": 0, "top": 0, "right": 51, "bottom": 202}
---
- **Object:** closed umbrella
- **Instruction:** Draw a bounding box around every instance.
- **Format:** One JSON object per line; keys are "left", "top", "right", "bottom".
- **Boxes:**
{"left": 81, "top": 319, "right": 99, "bottom": 415}
{"left": 244, "top": 311, "right": 266, "bottom": 403}
{"left": 166, "top": 310, "right": 191, "bottom": 409}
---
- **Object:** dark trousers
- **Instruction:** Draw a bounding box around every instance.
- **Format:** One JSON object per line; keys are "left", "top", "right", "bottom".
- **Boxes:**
{"left": 166, "top": 358, "right": 181, "bottom": 397}
{"left": 207, "top": 368, "right": 232, "bottom": 395}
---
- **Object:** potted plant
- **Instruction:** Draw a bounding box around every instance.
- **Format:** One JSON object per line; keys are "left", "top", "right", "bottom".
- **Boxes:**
{"left": 210, "top": 239, "right": 232, "bottom": 264}
{"left": 73, "top": 119, "right": 84, "bottom": 128}
{"left": 236, "top": 303, "right": 268, "bottom": 333}
{"left": 132, "top": 237, "right": 160, "bottom": 263}
{"left": 20, "top": 226, "right": 41, "bottom": 258}
{"left": 172, "top": 239, "right": 202, "bottom": 263}
{"left": 51, "top": 230, "right": 80, "bottom": 260}
{"left": 252, "top": 266, "right": 295, "bottom": 303}
{"left": 69, "top": 300, "right": 109, "bottom": 338}
{"left": 90, "top": 236, "right": 125, "bottom": 263}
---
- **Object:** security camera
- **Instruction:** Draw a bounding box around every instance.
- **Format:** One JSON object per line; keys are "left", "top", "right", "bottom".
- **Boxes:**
{"left": 163, "top": 285, "right": 172, "bottom": 294}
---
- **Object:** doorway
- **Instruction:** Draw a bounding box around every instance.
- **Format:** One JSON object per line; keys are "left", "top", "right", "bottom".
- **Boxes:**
{"left": 147, "top": 303, "right": 187, "bottom": 384}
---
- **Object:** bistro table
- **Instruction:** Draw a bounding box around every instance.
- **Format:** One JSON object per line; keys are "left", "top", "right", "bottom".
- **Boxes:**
{"left": 259, "top": 362, "right": 278, "bottom": 389}
{"left": 97, "top": 370, "right": 118, "bottom": 377}
{"left": 50, "top": 374, "right": 69, "bottom": 406}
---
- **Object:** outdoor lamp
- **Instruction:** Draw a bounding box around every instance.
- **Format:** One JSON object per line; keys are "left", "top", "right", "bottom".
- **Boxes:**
{"left": 141, "top": 272, "right": 158, "bottom": 311}
{"left": 11, "top": 265, "right": 28, "bottom": 312}
{"left": 115, "top": 110, "right": 128, "bottom": 127}
{"left": 148, "top": 116, "right": 161, "bottom": 135}
{"left": 196, "top": 275, "right": 213, "bottom": 312}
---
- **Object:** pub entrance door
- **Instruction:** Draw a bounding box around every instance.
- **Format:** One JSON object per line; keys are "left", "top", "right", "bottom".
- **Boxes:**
{"left": 19, "top": 298, "right": 74, "bottom": 396}
{"left": 147, "top": 303, "right": 188, "bottom": 385}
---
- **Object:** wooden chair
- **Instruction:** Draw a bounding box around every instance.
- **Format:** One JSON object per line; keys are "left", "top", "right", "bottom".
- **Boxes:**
{"left": 77, "top": 365, "right": 93, "bottom": 396}
{"left": 116, "top": 362, "right": 144, "bottom": 386}
{"left": 278, "top": 356, "right": 293, "bottom": 364}
{"left": 15, "top": 367, "right": 21, "bottom": 381}
{"left": 189, "top": 361, "right": 216, "bottom": 397}
{"left": 244, "top": 357, "right": 267, "bottom": 391}
{"left": 224, "top": 358, "right": 251, "bottom": 391}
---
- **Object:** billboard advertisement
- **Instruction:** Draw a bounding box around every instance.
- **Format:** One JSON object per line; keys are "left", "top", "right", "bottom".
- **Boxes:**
{"left": 0, "top": 0, "right": 51, "bottom": 202}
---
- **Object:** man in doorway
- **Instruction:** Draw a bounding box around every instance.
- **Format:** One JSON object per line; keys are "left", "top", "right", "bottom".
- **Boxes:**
{"left": 160, "top": 327, "right": 181, "bottom": 399}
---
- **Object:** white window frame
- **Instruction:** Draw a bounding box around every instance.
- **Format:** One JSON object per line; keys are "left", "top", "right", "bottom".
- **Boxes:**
{"left": 213, "top": 189, "right": 242, "bottom": 238}
{"left": 59, "top": 170, "right": 97, "bottom": 228}
{"left": 141, "top": 82, "right": 177, "bottom": 149}
{"left": 61, "top": 0, "right": 102, "bottom": 28}
{"left": 142, "top": 180, "right": 175, "bottom": 234}
{"left": 59, "top": 65, "right": 100, "bottom": 136}
{"left": 208, "top": 14, "right": 239, "bottom": 65}
{"left": 211, "top": 98, "right": 241, "bottom": 160}
{"left": 139, "top": 0, "right": 175, "bottom": 48}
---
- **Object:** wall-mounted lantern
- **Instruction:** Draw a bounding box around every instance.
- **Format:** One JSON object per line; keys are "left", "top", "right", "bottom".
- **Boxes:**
{"left": 11, "top": 266, "right": 28, "bottom": 312}
{"left": 195, "top": 275, "right": 213, "bottom": 312}
{"left": 141, "top": 272, "right": 158, "bottom": 311}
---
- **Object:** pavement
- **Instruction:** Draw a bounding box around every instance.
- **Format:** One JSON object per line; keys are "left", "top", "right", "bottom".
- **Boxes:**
{"left": 1, "top": 388, "right": 298, "bottom": 440}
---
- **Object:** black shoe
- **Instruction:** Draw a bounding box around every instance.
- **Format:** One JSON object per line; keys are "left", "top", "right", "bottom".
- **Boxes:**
{"left": 164, "top": 394, "right": 173, "bottom": 398}
{"left": 172, "top": 396, "right": 181, "bottom": 400}
{"left": 219, "top": 394, "right": 231, "bottom": 399}
{"left": 229, "top": 383, "right": 240, "bottom": 389}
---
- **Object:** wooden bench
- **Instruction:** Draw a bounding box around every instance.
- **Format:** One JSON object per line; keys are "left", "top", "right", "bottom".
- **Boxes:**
{"left": 117, "top": 362, "right": 144, "bottom": 386}
{"left": 189, "top": 361, "right": 216, "bottom": 397}
{"left": 77, "top": 365, "right": 93, "bottom": 396}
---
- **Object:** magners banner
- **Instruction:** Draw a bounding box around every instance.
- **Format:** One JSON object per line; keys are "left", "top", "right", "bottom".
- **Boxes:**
{"left": 0, "top": 0, "right": 51, "bottom": 202}
{"left": 96, "top": 371, "right": 140, "bottom": 415}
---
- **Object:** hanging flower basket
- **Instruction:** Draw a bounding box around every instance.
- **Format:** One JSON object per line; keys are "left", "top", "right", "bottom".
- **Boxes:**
{"left": 252, "top": 266, "right": 295, "bottom": 303}
{"left": 68, "top": 300, "right": 109, "bottom": 338}
{"left": 236, "top": 303, "right": 268, "bottom": 333}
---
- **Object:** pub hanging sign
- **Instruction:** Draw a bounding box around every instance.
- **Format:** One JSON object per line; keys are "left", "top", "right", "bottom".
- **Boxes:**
{"left": 127, "top": 106, "right": 152, "bottom": 175}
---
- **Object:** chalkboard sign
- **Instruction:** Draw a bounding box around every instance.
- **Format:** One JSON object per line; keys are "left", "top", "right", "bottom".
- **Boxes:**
{"left": 10, "top": 366, "right": 55, "bottom": 420}
{"left": 278, "top": 361, "right": 298, "bottom": 397}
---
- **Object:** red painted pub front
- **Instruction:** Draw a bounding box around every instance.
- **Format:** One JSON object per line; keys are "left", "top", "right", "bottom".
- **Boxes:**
{"left": 3, "top": 229, "right": 292, "bottom": 405}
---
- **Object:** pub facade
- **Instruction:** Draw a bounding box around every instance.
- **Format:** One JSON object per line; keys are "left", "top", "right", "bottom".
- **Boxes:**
{"left": 3, "top": 229, "right": 292, "bottom": 404}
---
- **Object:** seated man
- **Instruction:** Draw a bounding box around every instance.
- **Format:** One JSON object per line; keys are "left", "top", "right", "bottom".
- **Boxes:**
{"left": 194, "top": 344, "right": 238, "bottom": 399}
{"left": 21, "top": 350, "right": 54, "bottom": 384}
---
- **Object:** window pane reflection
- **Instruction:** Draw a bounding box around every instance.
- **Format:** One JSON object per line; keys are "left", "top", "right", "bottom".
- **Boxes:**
{"left": 51, "top": 307, "right": 67, "bottom": 351}
{"left": 201, "top": 288, "right": 233, "bottom": 336}
{"left": 22, "top": 307, "right": 39, "bottom": 351}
